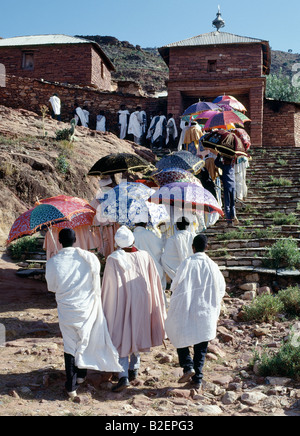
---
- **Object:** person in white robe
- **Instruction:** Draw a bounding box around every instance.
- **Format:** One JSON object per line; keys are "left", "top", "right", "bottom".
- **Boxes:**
{"left": 166, "top": 113, "right": 178, "bottom": 149}
{"left": 165, "top": 234, "right": 226, "bottom": 388}
{"left": 147, "top": 111, "right": 167, "bottom": 148}
{"left": 101, "top": 226, "right": 166, "bottom": 392}
{"left": 161, "top": 217, "right": 196, "bottom": 280}
{"left": 74, "top": 103, "right": 88, "bottom": 127}
{"left": 49, "top": 94, "right": 61, "bottom": 121}
{"left": 128, "top": 108, "right": 143, "bottom": 144}
{"left": 118, "top": 104, "right": 130, "bottom": 139}
{"left": 235, "top": 156, "right": 249, "bottom": 201}
{"left": 133, "top": 223, "right": 166, "bottom": 289}
{"left": 96, "top": 111, "right": 106, "bottom": 132}
{"left": 45, "top": 228, "right": 122, "bottom": 399}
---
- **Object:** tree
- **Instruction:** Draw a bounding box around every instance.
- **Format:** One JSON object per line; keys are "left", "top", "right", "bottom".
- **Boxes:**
{"left": 266, "top": 68, "right": 300, "bottom": 102}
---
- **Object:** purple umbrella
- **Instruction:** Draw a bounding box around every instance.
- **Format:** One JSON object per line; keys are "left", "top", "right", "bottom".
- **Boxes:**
{"left": 148, "top": 182, "right": 224, "bottom": 216}
{"left": 182, "top": 101, "right": 220, "bottom": 117}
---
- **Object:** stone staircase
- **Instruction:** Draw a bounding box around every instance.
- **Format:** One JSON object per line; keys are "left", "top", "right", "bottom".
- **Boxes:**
{"left": 205, "top": 146, "right": 300, "bottom": 291}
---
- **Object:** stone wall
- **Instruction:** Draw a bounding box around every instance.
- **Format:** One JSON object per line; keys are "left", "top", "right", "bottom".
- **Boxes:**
{"left": 0, "top": 74, "right": 167, "bottom": 135}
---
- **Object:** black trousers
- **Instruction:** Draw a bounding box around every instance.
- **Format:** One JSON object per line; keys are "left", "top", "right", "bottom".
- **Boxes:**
{"left": 64, "top": 353, "right": 87, "bottom": 393}
{"left": 177, "top": 341, "right": 209, "bottom": 384}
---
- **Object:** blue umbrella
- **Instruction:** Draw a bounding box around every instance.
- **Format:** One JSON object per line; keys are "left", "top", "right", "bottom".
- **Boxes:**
{"left": 156, "top": 151, "right": 205, "bottom": 175}
{"left": 182, "top": 101, "right": 220, "bottom": 117}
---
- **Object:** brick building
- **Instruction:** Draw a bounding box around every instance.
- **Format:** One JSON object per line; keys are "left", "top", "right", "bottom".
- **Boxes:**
{"left": 158, "top": 30, "right": 271, "bottom": 147}
{"left": 0, "top": 34, "right": 115, "bottom": 91}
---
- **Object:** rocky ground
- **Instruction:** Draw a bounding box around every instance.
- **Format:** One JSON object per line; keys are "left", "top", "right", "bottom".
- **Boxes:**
{"left": 0, "top": 251, "right": 299, "bottom": 417}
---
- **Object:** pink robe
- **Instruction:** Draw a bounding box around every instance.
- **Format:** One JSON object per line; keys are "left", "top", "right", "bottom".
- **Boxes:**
{"left": 101, "top": 249, "right": 166, "bottom": 358}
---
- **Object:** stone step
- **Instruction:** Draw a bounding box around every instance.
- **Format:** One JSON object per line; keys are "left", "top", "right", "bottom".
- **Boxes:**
{"left": 208, "top": 237, "right": 300, "bottom": 251}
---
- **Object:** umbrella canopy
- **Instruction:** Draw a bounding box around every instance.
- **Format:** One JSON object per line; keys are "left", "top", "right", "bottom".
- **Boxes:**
{"left": 182, "top": 101, "right": 220, "bottom": 117}
{"left": 151, "top": 167, "right": 203, "bottom": 187}
{"left": 156, "top": 151, "right": 205, "bottom": 175}
{"left": 193, "top": 110, "right": 220, "bottom": 121}
{"left": 230, "top": 128, "right": 251, "bottom": 151}
{"left": 213, "top": 95, "right": 247, "bottom": 112}
{"left": 97, "top": 182, "right": 169, "bottom": 228}
{"left": 88, "top": 153, "right": 154, "bottom": 176}
{"left": 7, "top": 195, "right": 95, "bottom": 244}
{"left": 204, "top": 111, "right": 244, "bottom": 130}
{"left": 148, "top": 182, "right": 223, "bottom": 216}
{"left": 201, "top": 130, "right": 248, "bottom": 159}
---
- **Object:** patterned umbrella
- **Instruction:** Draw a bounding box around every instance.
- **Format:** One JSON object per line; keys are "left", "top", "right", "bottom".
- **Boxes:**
{"left": 213, "top": 95, "right": 247, "bottom": 112}
{"left": 7, "top": 195, "right": 95, "bottom": 244}
{"left": 151, "top": 167, "right": 203, "bottom": 187}
{"left": 182, "top": 101, "right": 220, "bottom": 117}
{"left": 148, "top": 182, "right": 223, "bottom": 216}
{"left": 156, "top": 151, "right": 205, "bottom": 175}
{"left": 230, "top": 128, "right": 251, "bottom": 151}
{"left": 201, "top": 130, "right": 248, "bottom": 158}
{"left": 97, "top": 182, "right": 169, "bottom": 228}
{"left": 87, "top": 153, "right": 154, "bottom": 176}
{"left": 204, "top": 111, "right": 244, "bottom": 130}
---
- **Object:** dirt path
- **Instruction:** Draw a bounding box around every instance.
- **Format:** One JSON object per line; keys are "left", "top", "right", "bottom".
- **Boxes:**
{"left": 0, "top": 251, "right": 300, "bottom": 417}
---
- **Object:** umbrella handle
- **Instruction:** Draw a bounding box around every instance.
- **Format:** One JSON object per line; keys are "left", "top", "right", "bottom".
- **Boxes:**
{"left": 48, "top": 226, "right": 58, "bottom": 255}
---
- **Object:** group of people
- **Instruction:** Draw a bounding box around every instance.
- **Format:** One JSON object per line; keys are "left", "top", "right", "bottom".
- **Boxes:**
{"left": 49, "top": 94, "right": 107, "bottom": 132}
{"left": 45, "top": 214, "right": 226, "bottom": 399}
{"left": 118, "top": 105, "right": 178, "bottom": 149}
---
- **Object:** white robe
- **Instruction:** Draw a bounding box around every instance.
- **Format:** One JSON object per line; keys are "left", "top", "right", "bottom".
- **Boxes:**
{"left": 161, "top": 230, "right": 195, "bottom": 280}
{"left": 49, "top": 95, "right": 61, "bottom": 115}
{"left": 75, "top": 107, "right": 88, "bottom": 127}
{"left": 147, "top": 115, "right": 166, "bottom": 143}
{"left": 133, "top": 226, "right": 166, "bottom": 288}
{"left": 45, "top": 247, "right": 122, "bottom": 372}
{"left": 96, "top": 115, "right": 106, "bottom": 132}
{"left": 235, "top": 157, "right": 249, "bottom": 201}
{"left": 166, "top": 117, "right": 178, "bottom": 144}
{"left": 118, "top": 109, "right": 130, "bottom": 139}
{"left": 128, "top": 111, "right": 142, "bottom": 141}
{"left": 165, "top": 252, "right": 226, "bottom": 348}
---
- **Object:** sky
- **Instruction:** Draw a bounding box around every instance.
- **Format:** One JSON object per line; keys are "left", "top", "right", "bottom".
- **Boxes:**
{"left": 0, "top": 0, "right": 299, "bottom": 54}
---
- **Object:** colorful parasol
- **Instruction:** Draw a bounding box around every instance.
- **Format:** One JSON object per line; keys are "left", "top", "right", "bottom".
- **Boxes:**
{"left": 87, "top": 153, "right": 155, "bottom": 176}
{"left": 7, "top": 195, "right": 96, "bottom": 244}
{"left": 151, "top": 167, "right": 203, "bottom": 187}
{"left": 156, "top": 151, "right": 205, "bottom": 175}
{"left": 182, "top": 101, "right": 220, "bottom": 117}
{"left": 204, "top": 111, "right": 244, "bottom": 130}
{"left": 97, "top": 182, "right": 169, "bottom": 228}
{"left": 201, "top": 130, "right": 248, "bottom": 158}
{"left": 148, "top": 182, "right": 224, "bottom": 216}
{"left": 213, "top": 95, "right": 247, "bottom": 112}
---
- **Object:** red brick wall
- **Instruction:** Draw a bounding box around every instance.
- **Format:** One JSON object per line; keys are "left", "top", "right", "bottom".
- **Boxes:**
{"left": 168, "top": 44, "right": 264, "bottom": 82}
{"left": 0, "top": 44, "right": 112, "bottom": 90}
{"left": 263, "top": 100, "right": 298, "bottom": 147}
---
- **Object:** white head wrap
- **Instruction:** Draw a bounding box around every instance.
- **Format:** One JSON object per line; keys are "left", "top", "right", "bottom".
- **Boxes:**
{"left": 114, "top": 225, "right": 135, "bottom": 248}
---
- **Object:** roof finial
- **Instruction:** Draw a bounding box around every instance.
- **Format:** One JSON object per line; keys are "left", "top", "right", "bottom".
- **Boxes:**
{"left": 212, "top": 5, "right": 225, "bottom": 32}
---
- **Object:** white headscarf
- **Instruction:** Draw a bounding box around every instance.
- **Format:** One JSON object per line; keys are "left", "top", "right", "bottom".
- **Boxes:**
{"left": 109, "top": 226, "right": 135, "bottom": 271}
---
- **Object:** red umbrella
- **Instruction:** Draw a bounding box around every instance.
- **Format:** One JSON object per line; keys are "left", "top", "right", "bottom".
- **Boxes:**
{"left": 7, "top": 195, "right": 95, "bottom": 244}
{"left": 213, "top": 95, "right": 247, "bottom": 112}
{"left": 201, "top": 130, "right": 248, "bottom": 159}
{"left": 204, "top": 111, "right": 244, "bottom": 130}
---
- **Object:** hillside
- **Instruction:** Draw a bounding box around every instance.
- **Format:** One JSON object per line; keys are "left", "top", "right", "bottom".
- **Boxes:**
{"left": 78, "top": 35, "right": 300, "bottom": 94}
{"left": 0, "top": 105, "right": 155, "bottom": 245}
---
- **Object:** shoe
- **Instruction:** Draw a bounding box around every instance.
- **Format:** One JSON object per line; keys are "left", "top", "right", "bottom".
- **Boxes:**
{"left": 128, "top": 369, "right": 138, "bottom": 382}
{"left": 112, "top": 377, "right": 130, "bottom": 393}
{"left": 77, "top": 377, "right": 86, "bottom": 384}
{"left": 233, "top": 217, "right": 240, "bottom": 226}
{"left": 178, "top": 369, "right": 196, "bottom": 384}
{"left": 67, "top": 390, "right": 78, "bottom": 400}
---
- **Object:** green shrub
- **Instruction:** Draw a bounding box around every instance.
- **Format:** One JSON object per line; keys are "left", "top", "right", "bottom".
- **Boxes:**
{"left": 243, "top": 294, "right": 284, "bottom": 322}
{"left": 278, "top": 286, "right": 300, "bottom": 317}
{"left": 263, "top": 238, "right": 300, "bottom": 270}
{"left": 253, "top": 340, "right": 300, "bottom": 379}
{"left": 56, "top": 154, "right": 70, "bottom": 174}
{"left": 9, "top": 236, "right": 40, "bottom": 260}
{"left": 266, "top": 176, "right": 292, "bottom": 187}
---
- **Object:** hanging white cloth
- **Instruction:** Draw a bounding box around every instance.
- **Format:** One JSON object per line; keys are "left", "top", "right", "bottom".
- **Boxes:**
{"left": 49, "top": 95, "right": 61, "bottom": 115}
